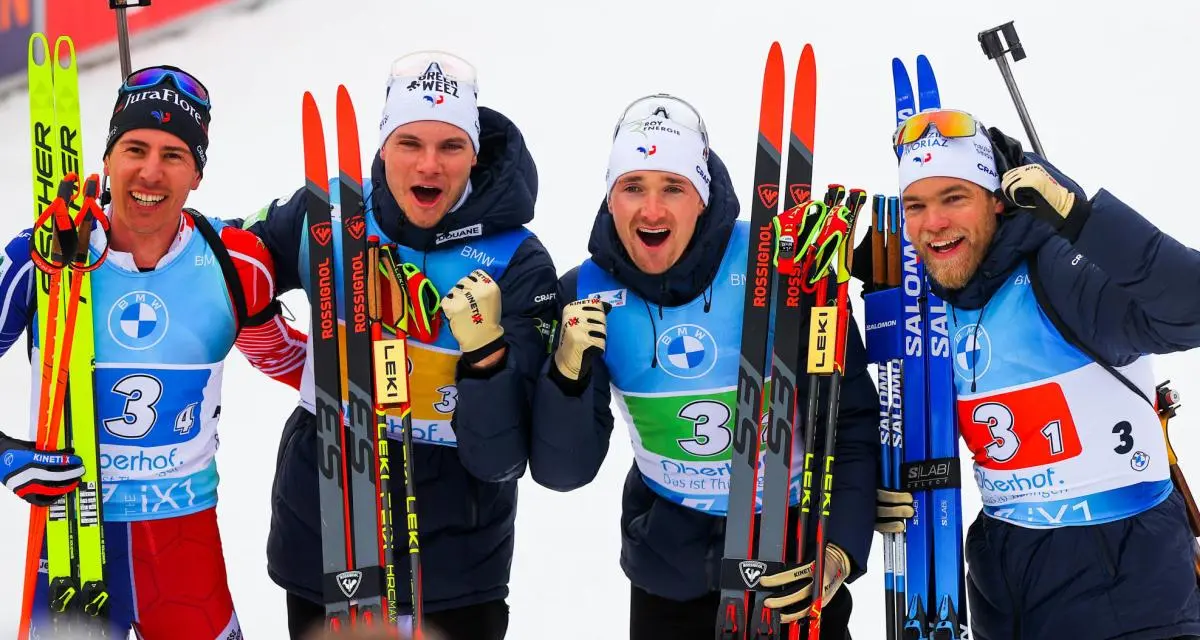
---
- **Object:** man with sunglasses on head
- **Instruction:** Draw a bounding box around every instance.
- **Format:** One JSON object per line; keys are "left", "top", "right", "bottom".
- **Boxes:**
{"left": 528, "top": 94, "right": 880, "bottom": 639}
{"left": 883, "top": 109, "right": 1200, "bottom": 638}
{"left": 239, "top": 51, "right": 556, "bottom": 640}
{"left": 2, "top": 65, "right": 307, "bottom": 639}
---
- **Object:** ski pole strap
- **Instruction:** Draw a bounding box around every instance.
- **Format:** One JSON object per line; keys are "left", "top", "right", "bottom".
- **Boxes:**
{"left": 901, "top": 457, "right": 962, "bottom": 492}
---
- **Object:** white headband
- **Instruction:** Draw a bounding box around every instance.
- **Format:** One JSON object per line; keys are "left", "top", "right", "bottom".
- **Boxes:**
{"left": 606, "top": 112, "right": 710, "bottom": 205}
{"left": 379, "top": 60, "right": 480, "bottom": 152}
{"left": 898, "top": 126, "right": 1000, "bottom": 195}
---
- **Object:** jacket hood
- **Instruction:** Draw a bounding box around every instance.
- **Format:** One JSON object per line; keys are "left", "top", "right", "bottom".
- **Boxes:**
{"left": 368, "top": 106, "right": 538, "bottom": 250}
{"left": 586, "top": 150, "right": 740, "bottom": 307}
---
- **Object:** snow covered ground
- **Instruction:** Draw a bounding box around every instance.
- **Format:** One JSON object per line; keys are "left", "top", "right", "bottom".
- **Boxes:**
{"left": 1, "top": 0, "right": 1198, "bottom": 637}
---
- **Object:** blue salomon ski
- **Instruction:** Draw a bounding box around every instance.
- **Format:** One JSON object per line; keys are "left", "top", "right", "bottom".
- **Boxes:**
{"left": 914, "top": 57, "right": 968, "bottom": 640}
{"left": 893, "top": 58, "right": 932, "bottom": 640}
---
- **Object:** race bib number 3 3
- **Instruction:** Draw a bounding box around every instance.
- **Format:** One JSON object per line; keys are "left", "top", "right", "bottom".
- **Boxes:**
{"left": 958, "top": 382, "right": 1082, "bottom": 470}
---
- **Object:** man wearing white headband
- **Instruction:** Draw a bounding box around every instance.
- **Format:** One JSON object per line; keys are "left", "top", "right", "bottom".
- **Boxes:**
{"left": 889, "top": 110, "right": 1200, "bottom": 638}
{"left": 529, "top": 94, "right": 878, "bottom": 638}
{"left": 239, "top": 50, "right": 557, "bottom": 640}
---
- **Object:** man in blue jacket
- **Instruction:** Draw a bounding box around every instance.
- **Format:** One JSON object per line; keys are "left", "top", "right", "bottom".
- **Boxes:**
{"left": 529, "top": 94, "right": 878, "bottom": 639}
{"left": 893, "top": 108, "right": 1200, "bottom": 638}
{"left": 239, "top": 51, "right": 556, "bottom": 640}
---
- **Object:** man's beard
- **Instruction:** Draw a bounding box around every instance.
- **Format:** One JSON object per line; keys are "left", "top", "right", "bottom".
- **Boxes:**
{"left": 919, "top": 221, "right": 996, "bottom": 291}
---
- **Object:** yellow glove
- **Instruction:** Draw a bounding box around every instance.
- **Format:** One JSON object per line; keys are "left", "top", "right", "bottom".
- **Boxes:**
{"left": 441, "top": 269, "right": 505, "bottom": 365}
{"left": 761, "top": 543, "right": 851, "bottom": 623}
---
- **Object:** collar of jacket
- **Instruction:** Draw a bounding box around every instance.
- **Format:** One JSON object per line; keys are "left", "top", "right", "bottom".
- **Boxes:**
{"left": 586, "top": 150, "right": 740, "bottom": 308}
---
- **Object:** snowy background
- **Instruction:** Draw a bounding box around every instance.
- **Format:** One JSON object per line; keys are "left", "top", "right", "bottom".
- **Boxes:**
{"left": 1, "top": 0, "right": 1198, "bottom": 637}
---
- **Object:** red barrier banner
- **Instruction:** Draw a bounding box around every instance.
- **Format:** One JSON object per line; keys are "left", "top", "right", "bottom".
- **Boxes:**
{"left": 44, "top": 0, "right": 232, "bottom": 59}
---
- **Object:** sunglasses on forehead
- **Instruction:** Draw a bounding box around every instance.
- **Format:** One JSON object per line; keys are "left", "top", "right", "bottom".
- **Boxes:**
{"left": 613, "top": 93, "right": 711, "bottom": 156}
{"left": 122, "top": 65, "right": 210, "bottom": 107}
{"left": 892, "top": 109, "right": 980, "bottom": 150}
{"left": 387, "top": 50, "right": 479, "bottom": 93}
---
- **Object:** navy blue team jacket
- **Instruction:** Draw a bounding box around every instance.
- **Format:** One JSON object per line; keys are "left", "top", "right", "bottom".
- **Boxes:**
{"left": 239, "top": 107, "right": 557, "bottom": 613}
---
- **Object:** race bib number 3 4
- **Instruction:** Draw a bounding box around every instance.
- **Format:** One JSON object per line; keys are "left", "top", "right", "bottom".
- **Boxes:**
{"left": 958, "top": 382, "right": 1082, "bottom": 470}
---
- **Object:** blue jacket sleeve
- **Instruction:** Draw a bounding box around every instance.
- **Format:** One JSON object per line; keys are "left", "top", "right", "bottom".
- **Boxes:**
{"left": 233, "top": 187, "right": 308, "bottom": 295}
{"left": 1032, "top": 187, "right": 1200, "bottom": 362}
{"left": 452, "top": 235, "right": 558, "bottom": 483}
{"left": 0, "top": 231, "right": 37, "bottom": 360}
{"left": 1067, "top": 188, "right": 1200, "bottom": 352}
{"left": 823, "top": 318, "right": 879, "bottom": 582}
{"left": 528, "top": 267, "right": 616, "bottom": 492}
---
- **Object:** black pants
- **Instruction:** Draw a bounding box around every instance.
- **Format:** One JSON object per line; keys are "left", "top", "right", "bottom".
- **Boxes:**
{"left": 630, "top": 584, "right": 853, "bottom": 640}
{"left": 286, "top": 591, "right": 509, "bottom": 640}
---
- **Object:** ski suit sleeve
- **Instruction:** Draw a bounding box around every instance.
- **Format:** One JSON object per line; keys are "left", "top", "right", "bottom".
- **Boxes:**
{"left": 1054, "top": 187, "right": 1200, "bottom": 355}
{"left": 219, "top": 225, "right": 308, "bottom": 390}
{"left": 0, "top": 231, "right": 36, "bottom": 360}
{"left": 451, "top": 235, "right": 558, "bottom": 483}
{"left": 823, "top": 318, "right": 879, "bottom": 582}
{"left": 232, "top": 186, "right": 308, "bottom": 295}
{"left": 528, "top": 267, "right": 616, "bottom": 492}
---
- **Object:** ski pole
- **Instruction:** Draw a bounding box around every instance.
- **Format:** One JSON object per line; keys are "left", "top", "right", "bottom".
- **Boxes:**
{"left": 375, "top": 245, "right": 426, "bottom": 636}
{"left": 977, "top": 21, "right": 1046, "bottom": 157}
{"left": 108, "top": 0, "right": 151, "bottom": 79}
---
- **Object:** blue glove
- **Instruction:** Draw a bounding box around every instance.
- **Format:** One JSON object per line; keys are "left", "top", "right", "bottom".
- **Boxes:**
{"left": 1, "top": 432, "right": 85, "bottom": 506}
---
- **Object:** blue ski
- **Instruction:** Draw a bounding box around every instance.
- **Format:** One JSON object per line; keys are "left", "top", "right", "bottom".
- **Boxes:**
{"left": 893, "top": 58, "right": 932, "bottom": 640}
{"left": 915, "top": 55, "right": 941, "bottom": 112}
{"left": 915, "top": 57, "right": 968, "bottom": 640}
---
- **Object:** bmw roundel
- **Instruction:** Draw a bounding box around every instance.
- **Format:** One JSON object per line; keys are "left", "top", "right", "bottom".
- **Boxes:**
{"left": 952, "top": 322, "right": 991, "bottom": 382}
{"left": 108, "top": 291, "right": 170, "bottom": 351}
{"left": 656, "top": 323, "right": 718, "bottom": 380}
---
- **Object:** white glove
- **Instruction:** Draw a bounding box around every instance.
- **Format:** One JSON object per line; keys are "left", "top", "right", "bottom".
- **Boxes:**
{"left": 761, "top": 543, "right": 851, "bottom": 623}
{"left": 1001, "top": 163, "right": 1085, "bottom": 232}
{"left": 441, "top": 269, "right": 505, "bottom": 365}
{"left": 553, "top": 298, "right": 609, "bottom": 383}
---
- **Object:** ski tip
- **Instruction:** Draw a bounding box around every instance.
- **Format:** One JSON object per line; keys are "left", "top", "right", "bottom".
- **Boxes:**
{"left": 52, "top": 36, "right": 76, "bottom": 69}
{"left": 801, "top": 42, "right": 815, "bottom": 59}
{"left": 27, "top": 33, "right": 49, "bottom": 65}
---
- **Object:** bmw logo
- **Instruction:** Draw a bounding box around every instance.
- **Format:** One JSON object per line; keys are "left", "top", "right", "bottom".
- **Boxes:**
{"left": 655, "top": 324, "right": 718, "bottom": 380}
{"left": 108, "top": 291, "right": 170, "bottom": 351}
{"left": 1131, "top": 451, "right": 1150, "bottom": 471}
{"left": 953, "top": 323, "right": 991, "bottom": 382}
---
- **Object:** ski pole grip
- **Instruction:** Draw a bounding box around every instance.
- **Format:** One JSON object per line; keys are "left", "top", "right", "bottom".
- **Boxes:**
{"left": 108, "top": 0, "right": 152, "bottom": 7}
{"left": 978, "top": 21, "right": 1025, "bottom": 62}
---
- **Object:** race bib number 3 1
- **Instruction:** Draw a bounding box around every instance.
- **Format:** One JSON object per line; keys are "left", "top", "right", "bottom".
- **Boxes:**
{"left": 958, "top": 382, "right": 1082, "bottom": 470}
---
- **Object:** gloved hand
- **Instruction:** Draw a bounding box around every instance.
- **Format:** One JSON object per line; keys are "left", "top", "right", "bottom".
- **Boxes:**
{"left": 0, "top": 432, "right": 85, "bottom": 506}
{"left": 441, "top": 269, "right": 506, "bottom": 367}
{"left": 875, "top": 488, "right": 914, "bottom": 534}
{"left": 550, "top": 298, "right": 609, "bottom": 394}
{"left": 761, "top": 543, "right": 851, "bottom": 623}
{"left": 1000, "top": 164, "right": 1090, "bottom": 236}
